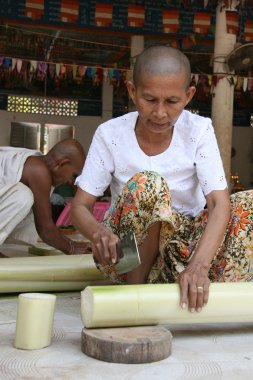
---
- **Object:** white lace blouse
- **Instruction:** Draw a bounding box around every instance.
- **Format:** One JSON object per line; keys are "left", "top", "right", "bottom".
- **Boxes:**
{"left": 76, "top": 110, "right": 227, "bottom": 217}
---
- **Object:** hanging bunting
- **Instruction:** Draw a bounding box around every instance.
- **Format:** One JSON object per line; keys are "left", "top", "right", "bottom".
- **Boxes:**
{"left": 4, "top": 58, "right": 11, "bottom": 69}
{"left": 72, "top": 64, "right": 77, "bottom": 79}
{"left": 78, "top": 65, "right": 86, "bottom": 77}
{"left": 17, "top": 59, "right": 23, "bottom": 73}
{"left": 30, "top": 60, "right": 37, "bottom": 72}
{"left": 96, "top": 67, "right": 103, "bottom": 83}
{"left": 60, "top": 0, "right": 79, "bottom": 23}
{"left": 12, "top": 58, "right": 17, "bottom": 71}
{"left": 103, "top": 68, "right": 109, "bottom": 82}
{"left": 244, "top": 19, "right": 253, "bottom": 42}
{"left": 243, "top": 77, "right": 248, "bottom": 92}
{"left": 56, "top": 63, "right": 61, "bottom": 76}
{"left": 232, "top": 75, "right": 237, "bottom": 87}
{"left": 128, "top": 5, "right": 145, "bottom": 28}
{"left": 162, "top": 10, "right": 179, "bottom": 34}
{"left": 1, "top": 53, "right": 253, "bottom": 94}
{"left": 86, "top": 67, "right": 92, "bottom": 78}
{"left": 194, "top": 74, "right": 199, "bottom": 85}
{"left": 25, "top": 0, "right": 44, "bottom": 19}
{"left": 108, "top": 68, "right": 114, "bottom": 81}
{"left": 226, "top": 10, "right": 239, "bottom": 35}
{"left": 235, "top": 76, "right": 243, "bottom": 90}
{"left": 193, "top": 12, "right": 211, "bottom": 34}
{"left": 95, "top": 3, "right": 113, "bottom": 27}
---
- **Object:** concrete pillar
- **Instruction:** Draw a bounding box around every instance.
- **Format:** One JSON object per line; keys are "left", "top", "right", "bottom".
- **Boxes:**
{"left": 102, "top": 76, "right": 113, "bottom": 121}
{"left": 211, "top": 1, "right": 237, "bottom": 182}
{"left": 128, "top": 35, "right": 144, "bottom": 111}
{"left": 130, "top": 35, "right": 144, "bottom": 67}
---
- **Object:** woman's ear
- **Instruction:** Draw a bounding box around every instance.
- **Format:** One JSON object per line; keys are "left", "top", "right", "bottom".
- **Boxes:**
{"left": 126, "top": 81, "right": 136, "bottom": 105}
{"left": 185, "top": 85, "right": 196, "bottom": 106}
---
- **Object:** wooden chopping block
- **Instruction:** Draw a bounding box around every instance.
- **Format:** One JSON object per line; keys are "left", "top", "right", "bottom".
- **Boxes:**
{"left": 81, "top": 325, "right": 172, "bottom": 364}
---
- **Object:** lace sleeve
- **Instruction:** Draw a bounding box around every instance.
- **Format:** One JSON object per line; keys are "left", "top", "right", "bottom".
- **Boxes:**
{"left": 195, "top": 121, "right": 227, "bottom": 195}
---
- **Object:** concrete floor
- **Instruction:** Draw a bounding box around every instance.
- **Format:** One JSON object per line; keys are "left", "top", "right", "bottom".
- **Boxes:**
{"left": 1, "top": 244, "right": 253, "bottom": 380}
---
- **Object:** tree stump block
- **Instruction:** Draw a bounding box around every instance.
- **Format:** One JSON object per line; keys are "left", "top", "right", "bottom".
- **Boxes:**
{"left": 81, "top": 325, "right": 172, "bottom": 364}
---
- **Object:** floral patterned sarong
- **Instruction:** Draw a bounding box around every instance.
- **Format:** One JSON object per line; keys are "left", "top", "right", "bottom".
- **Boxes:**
{"left": 97, "top": 171, "right": 253, "bottom": 284}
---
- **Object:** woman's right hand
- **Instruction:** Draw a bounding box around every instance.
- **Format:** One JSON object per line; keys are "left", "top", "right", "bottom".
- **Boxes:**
{"left": 91, "top": 227, "right": 119, "bottom": 265}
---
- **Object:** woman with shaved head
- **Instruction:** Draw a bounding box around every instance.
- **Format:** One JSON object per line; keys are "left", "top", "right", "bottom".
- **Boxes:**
{"left": 72, "top": 46, "right": 253, "bottom": 312}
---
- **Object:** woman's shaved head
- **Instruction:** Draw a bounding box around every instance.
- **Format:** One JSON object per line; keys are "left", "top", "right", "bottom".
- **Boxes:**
{"left": 133, "top": 46, "right": 191, "bottom": 89}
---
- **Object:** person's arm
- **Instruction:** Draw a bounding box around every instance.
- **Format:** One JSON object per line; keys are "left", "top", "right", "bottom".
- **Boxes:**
{"left": 71, "top": 188, "right": 119, "bottom": 264}
{"left": 178, "top": 188, "right": 231, "bottom": 312}
{"left": 22, "top": 157, "right": 90, "bottom": 254}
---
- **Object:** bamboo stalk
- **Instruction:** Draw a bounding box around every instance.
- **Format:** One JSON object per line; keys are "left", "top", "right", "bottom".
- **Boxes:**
{"left": 81, "top": 283, "right": 253, "bottom": 328}
{"left": 0, "top": 281, "right": 103, "bottom": 293}
{"left": 0, "top": 254, "right": 107, "bottom": 293}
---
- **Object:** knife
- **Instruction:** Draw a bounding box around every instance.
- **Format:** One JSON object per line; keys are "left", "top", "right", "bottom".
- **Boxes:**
{"left": 114, "top": 231, "right": 141, "bottom": 274}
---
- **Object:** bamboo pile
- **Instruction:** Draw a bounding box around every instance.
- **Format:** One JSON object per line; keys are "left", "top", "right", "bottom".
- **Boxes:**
{"left": 0, "top": 254, "right": 107, "bottom": 293}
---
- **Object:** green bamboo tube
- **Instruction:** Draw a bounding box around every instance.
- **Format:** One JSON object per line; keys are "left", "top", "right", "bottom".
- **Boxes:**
{"left": 81, "top": 283, "right": 253, "bottom": 328}
{"left": 0, "top": 255, "right": 106, "bottom": 293}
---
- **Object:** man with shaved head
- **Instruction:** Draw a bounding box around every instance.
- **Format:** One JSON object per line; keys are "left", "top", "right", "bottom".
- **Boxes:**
{"left": 0, "top": 138, "right": 90, "bottom": 255}
{"left": 71, "top": 46, "right": 253, "bottom": 311}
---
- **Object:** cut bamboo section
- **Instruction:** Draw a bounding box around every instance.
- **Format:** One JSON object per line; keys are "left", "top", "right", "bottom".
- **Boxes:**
{"left": 81, "top": 282, "right": 253, "bottom": 328}
{"left": 14, "top": 293, "right": 56, "bottom": 350}
{"left": 0, "top": 254, "right": 107, "bottom": 293}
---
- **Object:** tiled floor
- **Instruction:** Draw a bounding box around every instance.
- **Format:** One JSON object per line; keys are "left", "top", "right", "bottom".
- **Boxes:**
{"left": 1, "top": 243, "right": 253, "bottom": 380}
{"left": 1, "top": 293, "right": 253, "bottom": 380}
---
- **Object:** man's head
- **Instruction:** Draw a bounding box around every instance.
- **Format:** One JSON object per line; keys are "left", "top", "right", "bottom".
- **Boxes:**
{"left": 46, "top": 139, "right": 85, "bottom": 187}
{"left": 127, "top": 45, "right": 196, "bottom": 135}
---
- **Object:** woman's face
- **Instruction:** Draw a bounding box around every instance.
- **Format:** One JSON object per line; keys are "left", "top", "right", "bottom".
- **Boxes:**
{"left": 127, "top": 71, "right": 196, "bottom": 135}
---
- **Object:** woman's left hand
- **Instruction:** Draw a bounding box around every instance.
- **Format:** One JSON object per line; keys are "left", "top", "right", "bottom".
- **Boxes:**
{"left": 178, "top": 262, "right": 210, "bottom": 313}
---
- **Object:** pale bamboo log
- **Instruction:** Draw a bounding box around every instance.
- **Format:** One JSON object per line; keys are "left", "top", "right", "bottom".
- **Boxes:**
{"left": 0, "top": 255, "right": 107, "bottom": 293}
{"left": 14, "top": 293, "right": 56, "bottom": 349}
{"left": 81, "top": 283, "right": 253, "bottom": 328}
{"left": 0, "top": 281, "right": 98, "bottom": 293}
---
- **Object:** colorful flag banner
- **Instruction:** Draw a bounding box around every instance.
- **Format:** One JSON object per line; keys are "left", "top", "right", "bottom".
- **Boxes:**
{"left": 25, "top": 0, "right": 44, "bottom": 19}
{"left": 244, "top": 19, "right": 253, "bottom": 42}
{"left": 226, "top": 10, "right": 239, "bottom": 35}
{"left": 163, "top": 10, "right": 179, "bottom": 34}
{"left": 60, "top": 0, "right": 79, "bottom": 23}
{"left": 193, "top": 12, "right": 211, "bottom": 34}
{"left": 128, "top": 5, "right": 145, "bottom": 28}
{"left": 95, "top": 3, "right": 113, "bottom": 27}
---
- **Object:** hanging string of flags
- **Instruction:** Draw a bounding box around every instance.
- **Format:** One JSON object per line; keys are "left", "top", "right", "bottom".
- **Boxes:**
{"left": 0, "top": 56, "right": 253, "bottom": 93}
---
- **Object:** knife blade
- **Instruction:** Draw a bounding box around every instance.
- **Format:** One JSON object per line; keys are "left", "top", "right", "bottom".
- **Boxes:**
{"left": 114, "top": 231, "right": 141, "bottom": 274}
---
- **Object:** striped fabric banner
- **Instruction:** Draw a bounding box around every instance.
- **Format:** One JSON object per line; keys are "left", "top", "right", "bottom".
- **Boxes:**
{"left": 60, "top": 0, "right": 79, "bottom": 23}
{"left": 244, "top": 19, "right": 253, "bottom": 42}
{"left": 193, "top": 12, "right": 211, "bottom": 34}
{"left": 163, "top": 10, "right": 179, "bottom": 34}
{"left": 128, "top": 5, "right": 145, "bottom": 27}
{"left": 25, "top": 0, "right": 44, "bottom": 19}
{"left": 95, "top": 3, "right": 113, "bottom": 27}
{"left": 226, "top": 10, "right": 239, "bottom": 35}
